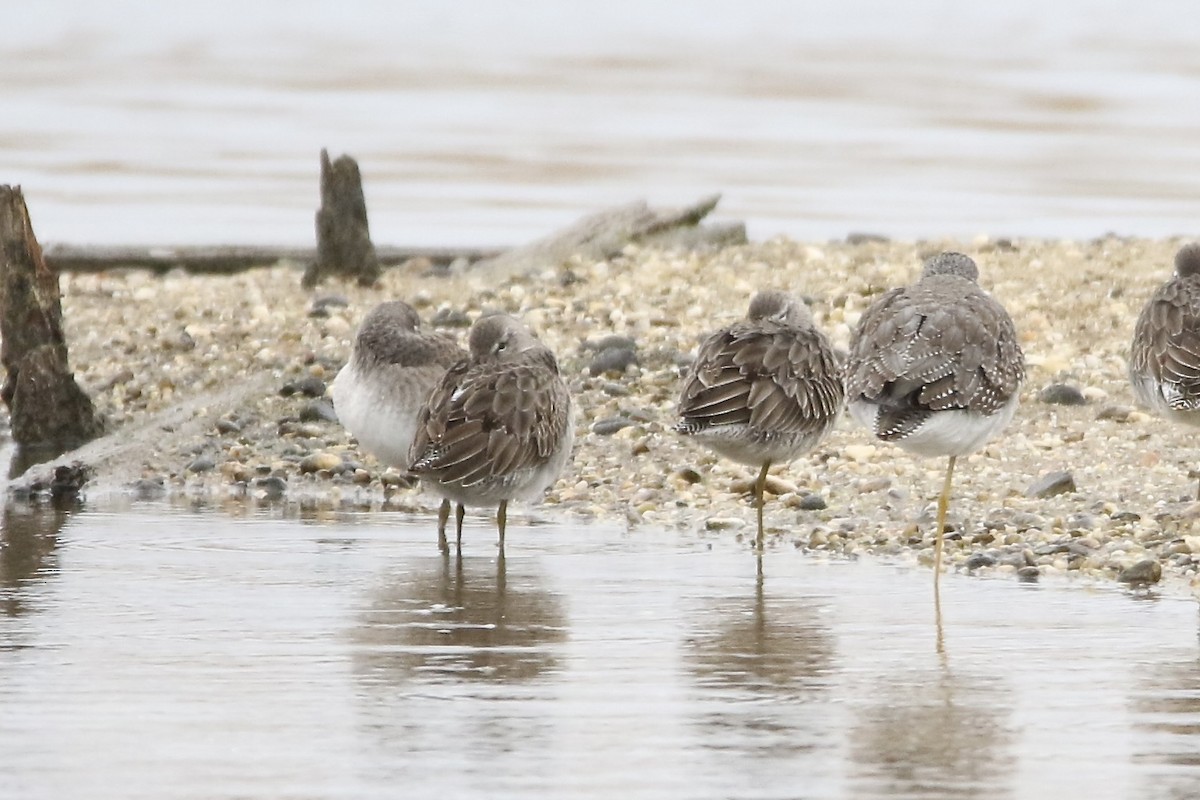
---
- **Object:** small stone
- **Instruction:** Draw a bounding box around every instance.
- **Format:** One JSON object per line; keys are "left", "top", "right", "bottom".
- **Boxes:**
{"left": 309, "top": 294, "right": 350, "bottom": 317}
{"left": 1096, "top": 404, "right": 1134, "bottom": 423}
{"left": 601, "top": 381, "right": 630, "bottom": 397}
{"left": 300, "top": 452, "right": 343, "bottom": 474}
{"left": 256, "top": 475, "right": 287, "bottom": 498}
{"left": 856, "top": 476, "right": 891, "bottom": 493}
{"left": 215, "top": 418, "right": 242, "bottom": 435}
{"left": 965, "top": 552, "right": 998, "bottom": 570}
{"left": 763, "top": 475, "right": 799, "bottom": 496}
{"left": 1038, "top": 383, "right": 1087, "bottom": 406}
{"left": 299, "top": 400, "right": 339, "bottom": 423}
{"left": 705, "top": 517, "right": 746, "bottom": 531}
{"left": 588, "top": 346, "right": 638, "bottom": 376}
{"left": 797, "top": 493, "right": 827, "bottom": 511}
{"left": 1118, "top": 559, "right": 1163, "bottom": 587}
{"left": 280, "top": 376, "right": 327, "bottom": 398}
{"left": 1026, "top": 471, "right": 1076, "bottom": 498}
{"left": 675, "top": 467, "right": 703, "bottom": 484}
{"left": 592, "top": 417, "right": 634, "bottom": 436}
{"left": 130, "top": 477, "right": 166, "bottom": 500}
{"left": 844, "top": 444, "right": 876, "bottom": 463}
{"left": 1016, "top": 565, "right": 1041, "bottom": 582}
{"left": 186, "top": 456, "right": 216, "bottom": 473}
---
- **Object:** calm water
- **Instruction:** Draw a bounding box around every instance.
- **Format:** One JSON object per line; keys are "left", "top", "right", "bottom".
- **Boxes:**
{"left": 6, "top": 0, "right": 1200, "bottom": 247}
{"left": 2, "top": 504, "right": 1200, "bottom": 799}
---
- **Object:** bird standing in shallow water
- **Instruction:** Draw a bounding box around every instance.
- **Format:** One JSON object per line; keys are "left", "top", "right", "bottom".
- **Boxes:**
{"left": 409, "top": 313, "right": 574, "bottom": 552}
{"left": 1129, "top": 243, "right": 1200, "bottom": 499}
{"left": 844, "top": 252, "right": 1024, "bottom": 589}
{"left": 331, "top": 301, "right": 465, "bottom": 540}
{"left": 675, "top": 290, "right": 844, "bottom": 551}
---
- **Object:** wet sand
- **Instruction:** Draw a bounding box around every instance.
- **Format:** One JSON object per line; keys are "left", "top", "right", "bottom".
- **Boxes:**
{"left": 15, "top": 235, "right": 1200, "bottom": 594}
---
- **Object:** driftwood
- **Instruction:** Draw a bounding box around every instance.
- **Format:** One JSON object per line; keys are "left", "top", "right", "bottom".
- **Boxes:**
{"left": 0, "top": 186, "right": 103, "bottom": 450}
{"left": 41, "top": 244, "right": 500, "bottom": 275}
{"left": 304, "top": 149, "right": 380, "bottom": 288}
{"left": 468, "top": 194, "right": 746, "bottom": 279}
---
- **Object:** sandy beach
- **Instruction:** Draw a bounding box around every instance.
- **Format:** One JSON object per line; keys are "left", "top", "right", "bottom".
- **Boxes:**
{"left": 22, "top": 235, "right": 1200, "bottom": 594}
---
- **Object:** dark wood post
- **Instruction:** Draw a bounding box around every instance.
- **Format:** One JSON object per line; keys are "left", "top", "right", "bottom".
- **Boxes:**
{"left": 0, "top": 186, "right": 103, "bottom": 449}
{"left": 303, "top": 149, "right": 381, "bottom": 288}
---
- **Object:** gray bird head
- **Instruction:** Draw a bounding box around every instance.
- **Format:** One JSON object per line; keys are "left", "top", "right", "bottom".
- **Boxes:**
{"left": 747, "top": 289, "right": 812, "bottom": 326}
{"left": 1175, "top": 243, "right": 1200, "bottom": 278}
{"left": 921, "top": 252, "right": 979, "bottom": 282}
{"left": 468, "top": 313, "right": 541, "bottom": 361}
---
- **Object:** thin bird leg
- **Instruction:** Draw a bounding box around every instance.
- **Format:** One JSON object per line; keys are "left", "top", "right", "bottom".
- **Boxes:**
{"left": 934, "top": 455, "right": 957, "bottom": 592}
{"left": 497, "top": 499, "right": 508, "bottom": 550}
{"left": 437, "top": 499, "right": 451, "bottom": 554}
{"left": 455, "top": 503, "right": 466, "bottom": 555}
{"left": 754, "top": 461, "right": 771, "bottom": 552}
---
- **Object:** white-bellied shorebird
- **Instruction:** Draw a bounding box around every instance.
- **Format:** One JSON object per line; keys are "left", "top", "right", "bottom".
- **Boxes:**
{"left": 1130, "top": 243, "right": 1200, "bottom": 498}
{"left": 844, "top": 252, "right": 1024, "bottom": 589}
{"left": 331, "top": 300, "right": 465, "bottom": 543}
{"left": 675, "top": 290, "right": 844, "bottom": 550}
{"left": 409, "top": 313, "right": 574, "bottom": 551}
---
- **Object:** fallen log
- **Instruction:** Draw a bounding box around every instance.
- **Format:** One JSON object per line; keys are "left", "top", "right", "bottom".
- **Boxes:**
{"left": 468, "top": 194, "right": 746, "bottom": 279}
{"left": 304, "top": 149, "right": 380, "bottom": 288}
{"left": 41, "top": 244, "right": 501, "bottom": 275}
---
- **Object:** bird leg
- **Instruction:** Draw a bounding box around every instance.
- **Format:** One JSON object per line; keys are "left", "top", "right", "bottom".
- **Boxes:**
{"left": 934, "top": 455, "right": 957, "bottom": 592}
{"left": 437, "top": 498, "right": 451, "bottom": 554}
{"left": 455, "top": 503, "right": 466, "bottom": 555}
{"left": 497, "top": 499, "right": 508, "bottom": 550}
{"left": 755, "top": 461, "right": 771, "bottom": 552}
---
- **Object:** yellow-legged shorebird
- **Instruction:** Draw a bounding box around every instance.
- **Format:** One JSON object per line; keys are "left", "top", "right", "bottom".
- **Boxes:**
{"left": 844, "top": 252, "right": 1024, "bottom": 589}
{"left": 1130, "top": 243, "right": 1200, "bottom": 499}
{"left": 331, "top": 301, "right": 465, "bottom": 542}
{"left": 409, "top": 313, "right": 574, "bottom": 551}
{"left": 675, "top": 290, "right": 844, "bottom": 551}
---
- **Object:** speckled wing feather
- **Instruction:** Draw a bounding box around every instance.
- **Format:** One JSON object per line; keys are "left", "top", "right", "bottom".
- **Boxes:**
{"left": 677, "top": 320, "right": 844, "bottom": 437}
{"left": 845, "top": 277, "right": 1024, "bottom": 439}
{"left": 410, "top": 350, "right": 572, "bottom": 486}
{"left": 1131, "top": 276, "right": 1200, "bottom": 410}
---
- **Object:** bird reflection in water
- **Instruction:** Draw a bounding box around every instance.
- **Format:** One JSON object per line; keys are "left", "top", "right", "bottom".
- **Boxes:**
{"left": 1129, "top": 610, "right": 1200, "bottom": 799}
{"left": 685, "top": 554, "right": 836, "bottom": 758}
{"left": 847, "top": 643, "right": 1015, "bottom": 799}
{"left": 351, "top": 550, "right": 568, "bottom": 685}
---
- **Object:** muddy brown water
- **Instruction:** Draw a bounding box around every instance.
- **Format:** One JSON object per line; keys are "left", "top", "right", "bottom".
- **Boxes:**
{"left": 2, "top": 503, "right": 1200, "bottom": 799}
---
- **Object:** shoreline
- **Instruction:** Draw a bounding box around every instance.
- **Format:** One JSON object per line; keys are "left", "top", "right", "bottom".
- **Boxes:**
{"left": 8, "top": 235, "right": 1200, "bottom": 597}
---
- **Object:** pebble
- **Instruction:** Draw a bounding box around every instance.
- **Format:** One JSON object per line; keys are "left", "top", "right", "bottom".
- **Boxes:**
{"left": 300, "top": 452, "right": 343, "bottom": 474}
{"left": 796, "top": 493, "right": 828, "bottom": 511}
{"left": 299, "top": 400, "right": 339, "bottom": 423}
{"left": 1038, "top": 383, "right": 1087, "bottom": 406}
{"left": 1095, "top": 404, "right": 1134, "bottom": 423}
{"left": 705, "top": 517, "right": 746, "bottom": 531}
{"left": 593, "top": 417, "right": 635, "bottom": 436}
{"left": 1118, "top": 559, "right": 1163, "bottom": 587}
{"left": 1026, "top": 471, "right": 1077, "bottom": 498}
{"left": 588, "top": 346, "right": 638, "bottom": 376}
{"left": 215, "top": 418, "right": 242, "bottom": 434}
{"left": 256, "top": 476, "right": 288, "bottom": 498}
{"left": 280, "top": 376, "right": 327, "bottom": 398}
{"left": 186, "top": 456, "right": 216, "bottom": 473}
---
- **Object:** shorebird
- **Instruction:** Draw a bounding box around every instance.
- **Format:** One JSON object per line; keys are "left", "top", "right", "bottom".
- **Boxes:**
{"left": 331, "top": 301, "right": 465, "bottom": 541}
{"left": 409, "top": 313, "right": 574, "bottom": 551}
{"left": 675, "top": 290, "right": 844, "bottom": 550}
{"left": 844, "top": 252, "right": 1024, "bottom": 588}
{"left": 1129, "top": 243, "right": 1200, "bottom": 499}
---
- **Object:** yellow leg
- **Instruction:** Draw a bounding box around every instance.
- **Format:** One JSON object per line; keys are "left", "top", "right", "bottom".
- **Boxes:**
{"left": 497, "top": 500, "right": 508, "bottom": 550}
{"left": 755, "top": 461, "right": 771, "bottom": 552}
{"left": 934, "top": 455, "right": 957, "bottom": 592}
{"left": 437, "top": 499, "right": 450, "bottom": 553}
{"left": 455, "top": 503, "right": 465, "bottom": 554}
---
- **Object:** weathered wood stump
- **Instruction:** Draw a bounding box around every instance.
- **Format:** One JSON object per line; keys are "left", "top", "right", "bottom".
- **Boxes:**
{"left": 0, "top": 186, "right": 103, "bottom": 450}
{"left": 303, "top": 149, "right": 381, "bottom": 288}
